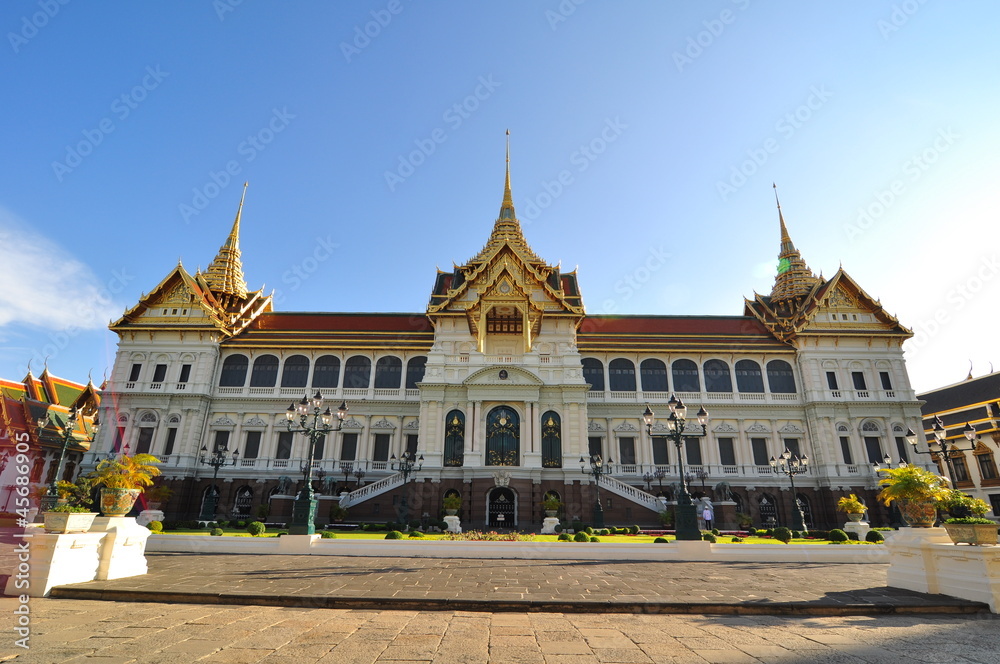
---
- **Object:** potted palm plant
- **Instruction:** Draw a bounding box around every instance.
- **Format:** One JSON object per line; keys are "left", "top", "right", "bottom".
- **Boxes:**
{"left": 143, "top": 483, "right": 174, "bottom": 510}
{"left": 942, "top": 494, "right": 997, "bottom": 545}
{"left": 836, "top": 494, "right": 868, "bottom": 522}
{"left": 90, "top": 453, "right": 162, "bottom": 517}
{"left": 442, "top": 494, "right": 462, "bottom": 516}
{"left": 541, "top": 493, "right": 562, "bottom": 517}
{"left": 877, "top": 465, "right": 950, "bottom": 527}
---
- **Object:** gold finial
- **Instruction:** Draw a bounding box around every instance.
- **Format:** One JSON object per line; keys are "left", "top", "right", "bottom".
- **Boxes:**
{"left": 203, "top": 183, "right": 249, "bottom": 299}
{"left": 499, "top": 130, "right": 515, "bottom": 221}
{"left": 774, "top": 183, "right": 792, "bottom": 251}
{"left": 769, "top": 185, "right": 820, "bottom": 302}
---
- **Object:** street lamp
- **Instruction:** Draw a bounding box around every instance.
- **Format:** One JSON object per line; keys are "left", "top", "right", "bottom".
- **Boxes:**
{"left": 646, "top": 399, "right": 709, "bottom": 541}
{"left": 906, "top": 418, "right": 978, "bottom": 486}
{"left": 38, "top": 408, "right": 99, "bottom": 512}
{"left": 285, "top": 393, "right": 347, "bottom": 535}
{"left": 642, "top": 471, "right": 654, "bottom": 493}
{"left": 580, "top": 454, "right": 612, "bottom": 528}
{"left": 769, "top": 449, "right": 809, "bottom": 532}
{"left": 389, "top": 451, "right": 423, "bottom": 525}
{"left": 685, "top": 468, "right": 709, "bottom": 496}
{"left": 353, "top": 466, "right": 366, "bottom": 487}
{"left": 198, "top": 441, "right": 239, "bottom": 520}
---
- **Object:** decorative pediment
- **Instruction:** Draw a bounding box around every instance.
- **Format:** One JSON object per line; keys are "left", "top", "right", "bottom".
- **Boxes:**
{"left": 244, "top": 416, "right": 267, "bottom": 427}
{"left": 713, "top": 422, "right": 738, "bottom": 433}
{"left": 588, "top": 421, "right": 605, "bottom": 432}
{"left": 212, "top": 416, "right": 236, "bottom": 427}
{"left": 341, "top": 418, "right": 364, "bottom": 429}
{"left": 745, "top": 423, "right": 770, "bottom": 433}
{"left": 371, "top": 418, "right": 396, "bottom": 430}
{"left": 778, "top": 423, "right": 803, "bottom": 434}
{"left": 614, "top": 422, "right": 638, "bottom": 432}
{"left": 463, "top": 365, "right": 543, "bottom": 387}
{"left": 650, "top": 422, "right": 671, "bottom": 434}
{"left": 404, "top": 419, "right": 420, "bottom": 430}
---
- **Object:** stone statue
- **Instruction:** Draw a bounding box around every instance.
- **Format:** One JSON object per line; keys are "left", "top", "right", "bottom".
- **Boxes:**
{"left": 276, "top": 476, "right": 292, "bottom": 495}
{"left": 713, "top": 481, "right": 734, "bottom": 502}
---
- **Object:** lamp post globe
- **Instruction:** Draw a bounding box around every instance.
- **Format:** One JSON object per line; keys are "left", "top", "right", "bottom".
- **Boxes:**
{"left": 285, "top": 394, "right": 347, "bottom": 535}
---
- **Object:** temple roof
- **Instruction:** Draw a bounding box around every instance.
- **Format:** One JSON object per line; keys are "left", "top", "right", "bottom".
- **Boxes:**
{"left": 201, "top": 182, "right": 249, "bottom": 300}
{"left": 223, "top": 312, "right": 435, "bottom": 351}
{"left": 578, "top": 315, "right": 793, "bottom": 353}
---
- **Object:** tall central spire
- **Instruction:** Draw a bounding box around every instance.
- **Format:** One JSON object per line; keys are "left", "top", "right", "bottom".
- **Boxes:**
{"left": 203, "top": 182, "right": 249, "bottom": 299}
{"left": 769, "top": 184, "right": 820, "bottom": 302}
{"left": 499, "top": 129, "right": 516, "bottom": 221}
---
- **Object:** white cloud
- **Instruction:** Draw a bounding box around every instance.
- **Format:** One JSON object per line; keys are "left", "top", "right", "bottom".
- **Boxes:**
{"left": 0, "top": 207, "right": 124, "bottom": 331}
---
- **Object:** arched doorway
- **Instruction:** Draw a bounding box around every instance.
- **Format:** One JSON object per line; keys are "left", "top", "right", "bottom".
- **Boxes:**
{"left": 232, "top": 485, "right": 253, "bottom": 520}
{"left": 199, "top": 485, "right": 220, "bottom": 520}
{"left": 486, "top": 406, "right": 520, "bottom": 466}
{"left": 758, "top": 493, "right": 777, "bottom": 528}
{"left": 487, "top": 487, "right": 516, "bottom": 527}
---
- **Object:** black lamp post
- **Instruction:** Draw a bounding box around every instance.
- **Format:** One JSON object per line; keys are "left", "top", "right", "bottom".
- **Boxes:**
{"left": 645, "top": 398, "right": 708, "bottom": 541}
{"left": 198, "top": 442, "right": 239, "bottom": 520}
{"left": 906, "top": 418, "right": 978, "bottom": 486}
{"left": 685, "top": 468, "right": 709, "bottom": 497}
{"left": 353, "top": 466, "right": 366, "bottom": 487}
{"left": 38, "top": 408, "right": 99, "bottom": 512}
{"left": 769, "top": 449, "right": 809, "bottom": 532}
{"left": 285, "top": 393, "right": 347, "bottom": 535}
{"left": 580, "top": 454, "right": 612, "bottom": 528}
{"left": 390, "top": 451, "right": 422, "bottom": 525}
{"left": 642, "top": 471, "right": 654, "bottom": 493}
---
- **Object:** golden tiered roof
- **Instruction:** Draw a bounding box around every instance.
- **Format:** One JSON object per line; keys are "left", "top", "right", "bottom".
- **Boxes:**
{"left": 202, "top": 182, "right": 249, "bottom": 300}
{"left": 769, "top": 186, "right": 820, "bottom": 302}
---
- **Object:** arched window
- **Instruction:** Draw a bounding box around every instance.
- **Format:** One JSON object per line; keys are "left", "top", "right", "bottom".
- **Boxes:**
{"left": 374, "top": 356, "right": 402, "bottom": 389}
{"left": 219, "top": 354, "right": 248, "bottom": 387}
{"left": 541, "top": 411, "right": 561, "bottom": 468}
{"left": 766, "top": 360, "right": 797, "bottom": 393}
{"left": 671, "top": 359, "right": 700, "bottom": 392}
{"left": 486, "top": 406, "right": 520, "bottom": 466}
{"left": 444, "top": 410, "right": 465, "bottom": 467}
{"left": 280, "top": 355, "right": 309, "bottom": 388}
{"left": 249, "top": 355, "right": 279, "bottom": 387}
{"left": 311, "top": 355, "right": 340, "bottom": 388}
{"left": 232, "top": 485, "right": 253, "bottom": 519}
{"left": 735, "top": 360, "right": 764, "bottom": 393}
{"left": 758, "top": 493, "right": 777, "bottom": 526}
{"left": 405, "top": 357, "right": 427, "bottom": 389}
{"left": 343, "top": 356, "right": 371, "bottom": 389}
{"left": 582, "top": 358, "right": 605, "bottom": 391}
{"left": 640, "top": 359, "right": 668, "bottom": 392}
{"left": 703, "top": 360, "right": 733, "bottom": 393}
{"left": 609, "top": 359, "right": 637, "bottom": 391}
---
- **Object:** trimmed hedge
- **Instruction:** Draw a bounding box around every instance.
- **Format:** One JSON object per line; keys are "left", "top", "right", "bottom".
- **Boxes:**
{"left": 828, "top": 529, "right": 848, "bottom": 542}
{"left": 210, "top": 528, "right": 224, "bottom": 536}
{"left": 865, "top": 530, "right": 884, "bottom": 543}
{"left": 385, "top": 530, "right": 404, "bottom": 539}
{"left": 246, "top": 521, "right": 266, "bottom": 537}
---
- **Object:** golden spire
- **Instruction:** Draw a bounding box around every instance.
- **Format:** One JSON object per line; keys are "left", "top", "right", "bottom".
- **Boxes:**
{"left": 203, "top": 182, "right": 249, "bottom": 299}
{"left": 769, "top": 184, "right": 820, "bottom": 302}
{"left": 499, "top": 129, "right": 516, "bottom": 221}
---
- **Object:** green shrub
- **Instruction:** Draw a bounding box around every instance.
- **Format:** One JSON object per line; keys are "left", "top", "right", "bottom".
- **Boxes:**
{"left": 589, "top": 536, "right": 600, "bottom": 542}
{"left": 216, "top": 520, "right": 230, "bottom": 528}
{"left": 385, "top": 530, "right": 404, "bottom": 539}
{"left": 810, "top": 530, "right": 829, "bottom": 539}
{"left": 630, "top": 525, "right": 640, "bottom": 534}
{"left": 320, "top": 531, "right": 337, "bottom": 539}
{"left": 828, "top": 529, "right": 848, "bottom": 542}
{"left": 730, "top": 536, "right": 744, "bottom": 543}
{"left": 408, "top": 531, "right": 425, "bottom": 538}
{"left": 790, "top": 530, "right": 801, "bottom": 539}
{"left": 571, "top": 520, "right": 584, "bottom": 532}
{"left": 246, "top": 521, "right": 266, "bottom": 537}
{"left": 772, "top": 527, "right": 792, "bottom": 543}
{"left": 599, "top": 528, "right": 610, "bottom": 536}
{"left": 702, "top": 533, "right": 717, "bottom": 543}
{"left": 408, "top": 520, "right": 421, "bottom": 530}
{"left": 711, "top": 528, "right": 720, "bottom": 536}
{"left": 235, "top": 520, "right": 247, "bottom": 529}
{"left": 654, "top": 537, "right": 668, "bottom": 543}
{"left": 865, "top": 530, "right": 884, "bottom": 543}
{"left": 584, "top": 526, "right": 594, "bottom": 535}
{"left": 847, "top": 531, "right": 859, "bottom": 541}
{"left": 762, "top": 528, "right": 774, "bottom": 537}
{"left": 557, "top": 533, "right": 571, "bottom": 541}
{"left": 573, "top": 532, "right": 590, "bottom": 542}
{"left": 147, "top": 520, "right": 163, "bottom": 533}
{"left": 873, "top": 527, "right": 894, "bottom": 531}
{"left": 210, "top": 528, "right": 224, "bottom": 536}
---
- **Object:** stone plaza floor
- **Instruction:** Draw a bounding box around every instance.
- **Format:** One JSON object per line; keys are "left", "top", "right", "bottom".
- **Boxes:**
{"left": 2, "top": 552, "right": 1000, "bottom": 663}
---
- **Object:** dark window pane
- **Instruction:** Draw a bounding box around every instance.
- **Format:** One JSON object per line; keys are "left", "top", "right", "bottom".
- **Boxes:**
{"left": 374, "top": 357, "right": 402, "bottom": 389}
{"left": 978, "top": 454, "right": 998, "bottom": 480}
{"left": 541, "top": 411, "right": 561, "bottom": 468}
{"left": 373, "top": 434, "right": 391, "bottom": 462}
{"left": 852, "top": 372, "right": 867, "bottom": 390}
{"left": 864, "top": 436, "right": 883, "bottom": 464}
{"left": 152, "top": 364, "right": 167, "bottom": 383}
{"left": 618, "top": 437, "right": 636, "bottom": 465}
{"left": 276, "top": 432, "right": 293, "bottom": 459}
{"left": 405, "top": 357, "right": 427, "bottom": 389}
{"left": 671, "top": 360, "right": 700, "bottom": 392}
{"left": 244, "top": 431, "right": 261, "bottom": 459}
{"left": 164, "top": 428, "right": 177, "bottom": 456}
{"left": 280, "top": 355, "right": 309, "bottom": 388}
{"left": 640, "top": 359, "right": 668, "bottom": 392}
{"left": 582, "top": 359, "right": 604, "bottom": 391}
{"left": 735, "top": 360, "right": 764, "bottom": 393}
{"left": 249, "top": 355, "right": 279, "bottom": 387}
{"left": 766, "top": 360, "right": 796, "bottom": 393}
{"left": 652, "top": 437, "right": 669, "bottom": 465}
{"left": 609, "top": 359, "right": 636, "bottom": 391}
{"left": 340, "top": 433, "right": 358, "bottom": 461}
{"left": 312, "top": 355, "right": 340, "bottom": 388}
{"left": 129, "top": 363, "right": 142, "bottom": 382}
{"left": 588, "top": 436, "right": 602, "bottom": 458}
{"left": 136, "top": 427, "right": 154, "bottom": 454}
{"left": 444, "top": 410, "right": 465, "bottom": 467}
{"left": 826, "top": 372, "right": 839, "bottom": 390}
{"left": 751, "top": 438, "right": 769, "bottom": 466}
{"left": 312, "top": 434, "right": 325, "bottom": 459}
{"left": 718, "top": 438, "right": 736, "bottom": 466}
{"left": 684, "top": 437, "right": 702, "bottom": 465}
{"left": 783, "top": 438, "right": 801, "bottom": 458}
{"left": 704, "top": 360, "right": 732, "bottom": 393}
{"left": 178, "top": 364, "right": 191, "bottom": 383}
{"left": 895, "top": 436, "right": 909, "bottom": 463}
{"left": 880, "top": 371, "right": 893, "bottom": 390}
{"left": 953, "top": 456, "right": 970, "bottom": 482}
{"left": 213, "top": 430, "right": 230, "bottom": 453}
{"left": 220, "top": 355, "right": 248, "bottom": 387}
{"left": 344, "top": 356, "right": 371, "bottom": 389}
{"left": 406, "top": 434, "right": 418, "bottom": 458}
{"left": 840, "top": 436, "right": 853, "bottom": 464}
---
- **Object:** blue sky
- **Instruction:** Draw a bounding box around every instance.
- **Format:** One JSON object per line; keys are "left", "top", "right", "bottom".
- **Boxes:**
{"left": 0, "top": 1, "right": 996, "bottom": 393}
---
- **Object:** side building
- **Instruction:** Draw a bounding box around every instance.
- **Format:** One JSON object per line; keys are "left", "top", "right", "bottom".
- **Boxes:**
{"left": 82, "top": 159, "right": 931, "bottom": 530}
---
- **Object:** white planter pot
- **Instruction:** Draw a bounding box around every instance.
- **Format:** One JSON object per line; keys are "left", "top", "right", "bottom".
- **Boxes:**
{"left": 43, "top": 511, "right": 99, "bottom": 534}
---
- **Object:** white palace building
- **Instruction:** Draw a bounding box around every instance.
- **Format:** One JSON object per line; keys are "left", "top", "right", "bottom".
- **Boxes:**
{"left": 82, "top": 154, "right": 929, "bottom": 530}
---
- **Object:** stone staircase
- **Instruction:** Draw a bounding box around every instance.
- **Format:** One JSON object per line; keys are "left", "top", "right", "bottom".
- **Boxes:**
{"left": 338, "top": 472, "right": 404, "bottom": 509}
{"left": 597, "top": 475, "right": 666, "bottom": 513}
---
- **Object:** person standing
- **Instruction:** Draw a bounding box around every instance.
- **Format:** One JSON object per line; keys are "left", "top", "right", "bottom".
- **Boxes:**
{"left": 702, "top": 504, "right": 713, "bottom": 530}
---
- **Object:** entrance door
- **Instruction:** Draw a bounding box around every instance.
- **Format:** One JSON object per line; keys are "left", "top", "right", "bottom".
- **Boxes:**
{"left": 758, "top": 494, "right": 777, "bottom": 527}
{"left": 487, "top": 487, "right": 516, "bottom": 527}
